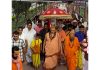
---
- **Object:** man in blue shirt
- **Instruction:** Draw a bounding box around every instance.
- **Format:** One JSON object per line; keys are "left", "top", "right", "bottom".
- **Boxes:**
{"left": 75, "top": 25, "right": 85, "bottom": 42}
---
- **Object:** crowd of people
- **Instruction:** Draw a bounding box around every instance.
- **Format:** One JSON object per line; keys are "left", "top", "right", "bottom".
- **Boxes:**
{"left": 12, "top": 18, "right": 88, "bottom": 70}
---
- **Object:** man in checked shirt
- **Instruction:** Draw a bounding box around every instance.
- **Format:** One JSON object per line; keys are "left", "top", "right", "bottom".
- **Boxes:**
{"left": 12, "top": 31, "right": 26, "bottom": 62}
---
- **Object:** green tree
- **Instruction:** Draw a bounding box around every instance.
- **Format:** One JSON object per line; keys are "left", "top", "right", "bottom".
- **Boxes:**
{"left": 23, "top": 1, "right": 31, "bottom": 20}
{"left": 12, "top": 1, "right": 31, "bottom": 24}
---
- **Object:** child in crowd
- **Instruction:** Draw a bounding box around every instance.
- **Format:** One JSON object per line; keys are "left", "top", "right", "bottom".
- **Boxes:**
{"left": 30, "top": 33, "right": 42, "bottom": 70}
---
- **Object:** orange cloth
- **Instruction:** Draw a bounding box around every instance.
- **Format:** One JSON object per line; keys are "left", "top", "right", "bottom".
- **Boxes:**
{"left": 59, "top": 29, "right": 66, "bottom": 42}
{"left": 12, "top": 56, "right": 23, "bottom": 70}
{"left": 59, "top": 29, "right": 66, "bottom": 55}
{"left": 44, "top": 32, "right": 61, "bottom": 69}
{"left": 64, "top": 36, "right": 80, "bottom": 70}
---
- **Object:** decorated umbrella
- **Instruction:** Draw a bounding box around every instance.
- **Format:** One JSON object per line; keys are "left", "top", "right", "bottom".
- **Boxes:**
{"left": 39, "top": 8, "right": 72, "bottom": 20}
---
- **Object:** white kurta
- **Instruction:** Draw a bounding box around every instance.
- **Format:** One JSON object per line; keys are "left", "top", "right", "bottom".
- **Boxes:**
{"left": 22, "top": 28, "right": 36, "bottom": 63}
{"left": 22, "top": 28, "right": 36, "bottom": 47}
{"left": 19, "top": 33, "right": 25, "bottom": 43}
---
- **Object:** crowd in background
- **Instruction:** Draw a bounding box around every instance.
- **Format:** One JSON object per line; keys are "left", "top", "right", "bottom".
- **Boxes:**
{"left": 12, "top": 18, "right": 88, "bottom": 70}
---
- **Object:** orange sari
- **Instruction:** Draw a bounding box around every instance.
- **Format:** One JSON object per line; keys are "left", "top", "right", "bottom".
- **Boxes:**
{"left": 64, "top": 36, "right": 80, "bottom": 70}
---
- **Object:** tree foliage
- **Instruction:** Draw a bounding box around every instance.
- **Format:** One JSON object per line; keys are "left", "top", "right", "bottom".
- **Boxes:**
{"left": 12, "top": 1, "right": 31, "bottom": 15}
{"left": 12, "top": 1, "right": 31, "bottom": 24}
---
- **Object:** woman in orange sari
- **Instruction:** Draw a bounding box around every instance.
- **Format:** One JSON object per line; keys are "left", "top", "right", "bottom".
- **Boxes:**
{"left": 64, "top": 29, "right": 80, "bottom": 70}
{"left": 43, "top": 24, "right": 61, "bottom": 70}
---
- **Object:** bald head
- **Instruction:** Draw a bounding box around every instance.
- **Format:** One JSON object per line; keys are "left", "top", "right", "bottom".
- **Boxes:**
{"left": 50, "top": 24, "right": 56, "bottom": 33}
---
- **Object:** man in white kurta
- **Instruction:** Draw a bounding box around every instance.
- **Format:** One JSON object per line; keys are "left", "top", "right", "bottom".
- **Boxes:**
{"left": 22, "top": 22, "right": 36, "bottom": 63}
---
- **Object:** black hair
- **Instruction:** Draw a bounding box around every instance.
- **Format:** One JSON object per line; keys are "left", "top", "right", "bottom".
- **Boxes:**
{"left": 13, "top": 31, "right": 19, "bottom": 35}
{"left": 68, "top": 24, "right": 73, "bottom": 28}
{"left": 26, "top": 19, "right": 32, "bottom": 25}
{"left": 79, "top": 25, "right": 85, "bottom": 29}
{"left": 63, "top": 25, "right": 67, "bottom": 31}
{"left": 44, "top": 23, "right": 48, "bottom": 26}
{"left": 12, "top": 46, "right": 19, "bottom": 54}
{"left": 68, "top": 24, "right": 74, "bottom": 30}
{"left": 18, "top": 26, "right": 23, "bottom": 29}
{"left": 36, "top": 33, "right": 40, "bottom": 37}
{"left": 38, "top": 20, "right": 41, "bottom": 23}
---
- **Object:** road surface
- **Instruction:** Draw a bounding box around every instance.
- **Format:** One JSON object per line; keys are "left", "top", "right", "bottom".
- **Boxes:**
{"left": 23, "top": 62, "right": 67, "bottom": 70}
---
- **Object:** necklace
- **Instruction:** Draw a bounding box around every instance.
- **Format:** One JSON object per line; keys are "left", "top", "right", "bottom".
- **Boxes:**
{"left": 69, "top": 38, "right": 74, "bottom": 48}
{"left": 49, "top": 32, "right": 56, "bottom": 40}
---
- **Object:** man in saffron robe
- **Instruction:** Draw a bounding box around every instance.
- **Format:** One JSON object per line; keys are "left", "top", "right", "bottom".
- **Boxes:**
{"left": 43, "top": 24, "right": 61, "bottom": 70}
{"left": 64, "top": 29, "right": 80, "bottom": 70}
